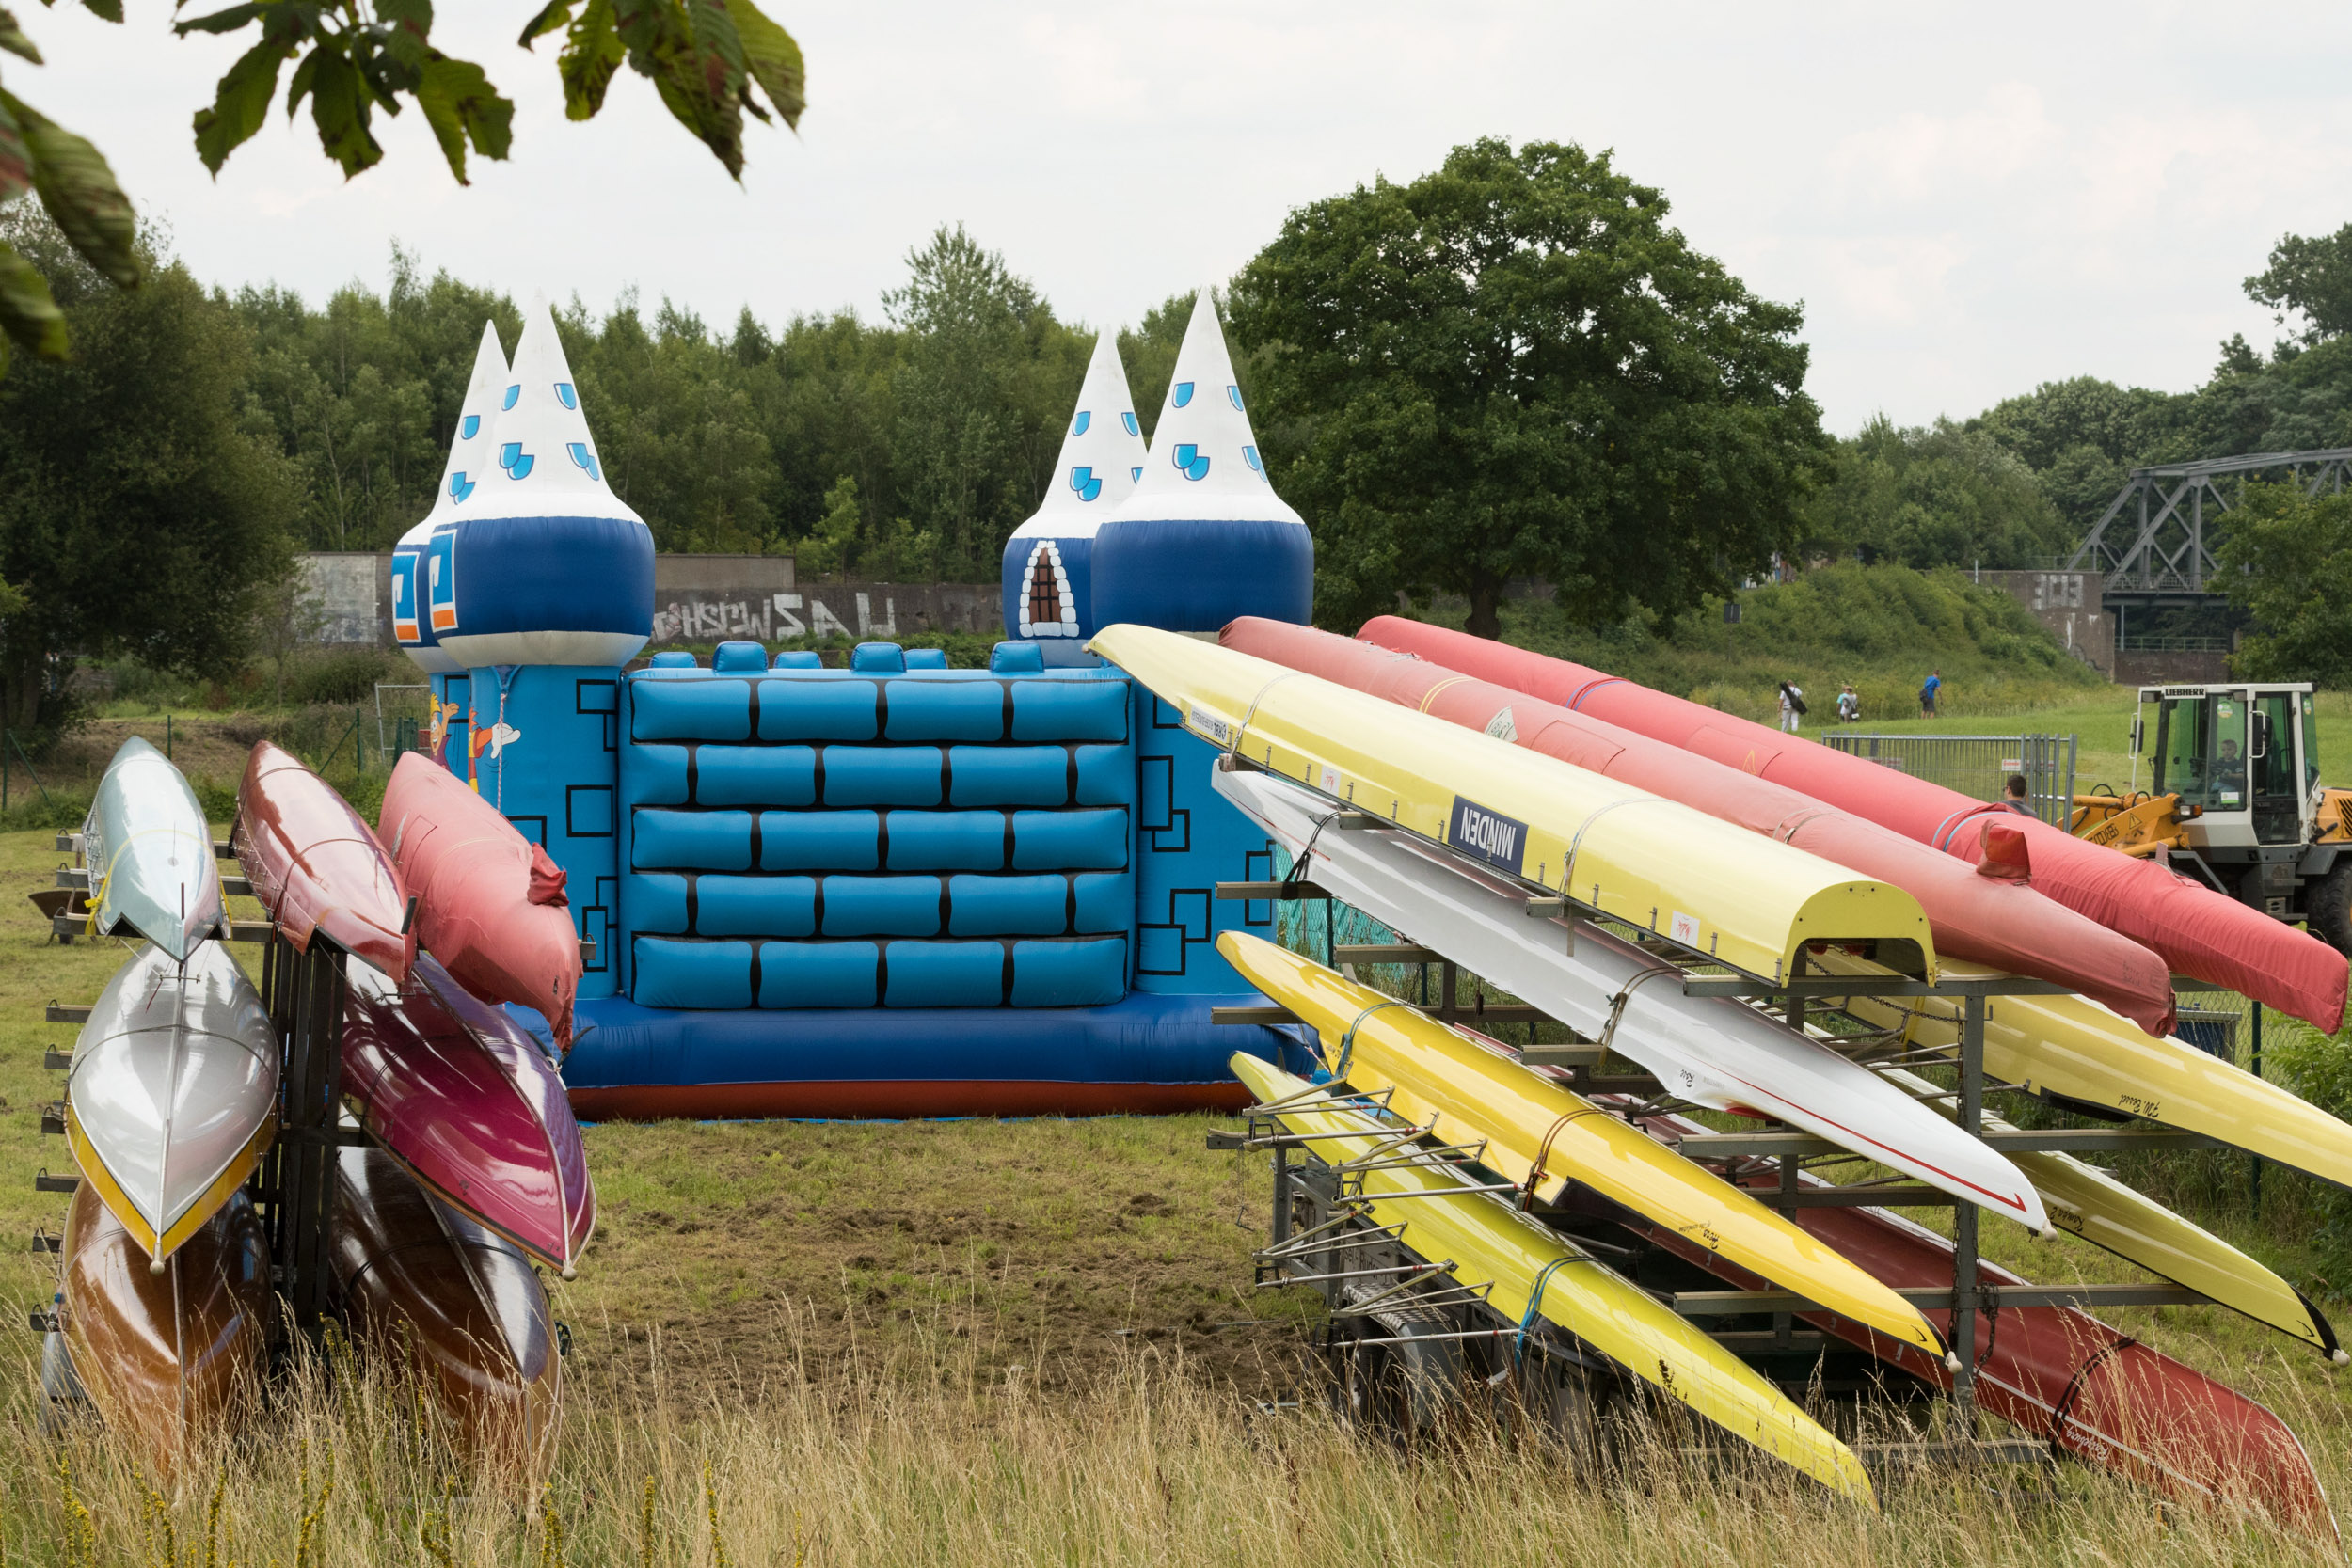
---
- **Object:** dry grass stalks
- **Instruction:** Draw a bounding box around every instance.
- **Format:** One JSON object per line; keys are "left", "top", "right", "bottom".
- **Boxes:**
{"left": 0, "top": 1307, "right": 2344, "bottom": 1567}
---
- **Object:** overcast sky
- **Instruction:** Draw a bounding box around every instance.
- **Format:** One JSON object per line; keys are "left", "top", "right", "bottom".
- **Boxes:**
{"left": 21, "top": 3, "right": 2352, "bottom": 432}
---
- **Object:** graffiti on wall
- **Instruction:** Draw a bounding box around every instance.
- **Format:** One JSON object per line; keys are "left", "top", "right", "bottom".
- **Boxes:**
{"left": 650, "top": 592, "right": 902, "bottom": 645}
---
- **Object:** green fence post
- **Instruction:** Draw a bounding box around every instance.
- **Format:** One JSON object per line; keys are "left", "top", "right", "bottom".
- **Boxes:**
{"left": 355, "top": 705, "right": 364, "bottom": 773}
{"left": 166, "top": 712, "right": 172, "bottom": 760}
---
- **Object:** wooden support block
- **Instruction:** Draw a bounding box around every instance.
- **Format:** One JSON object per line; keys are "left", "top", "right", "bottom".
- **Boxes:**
{"left": 39, "top": 1104, "right": 62, "bottom": 1137}
{"left": 45, "top": 1004, "right": 89, "bottom": 1025}
{"left": 1215, "top": 880, "right": 1332, "bottom": 901}
{"left": 26, "top": 1230, "right": 57, "bottom": 1255}
{"left": 33, "top": 1170, "right": 77, "bottom": 1195}
{"left": 41, "top": 1051, "right": 70, "bottom": 1072}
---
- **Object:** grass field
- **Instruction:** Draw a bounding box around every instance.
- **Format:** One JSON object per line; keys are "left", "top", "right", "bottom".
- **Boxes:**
{"left": 3, "top": 816, "right": 2352, "bottom": 1560}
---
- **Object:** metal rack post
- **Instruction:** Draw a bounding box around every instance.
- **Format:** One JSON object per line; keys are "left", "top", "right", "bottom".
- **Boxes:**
{"left": 1950, "top": 992, "right": 1985, "bottom": 1427}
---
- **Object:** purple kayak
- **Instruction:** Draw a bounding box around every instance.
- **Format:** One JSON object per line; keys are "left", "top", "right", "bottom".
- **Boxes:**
{"left": 342, "top": 954, "right": 595, "bottom": 1276}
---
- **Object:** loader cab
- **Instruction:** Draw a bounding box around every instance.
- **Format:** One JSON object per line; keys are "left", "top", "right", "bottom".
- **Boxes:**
{"left": 2136, "top": 683, "right": 2315, "bottom": 853}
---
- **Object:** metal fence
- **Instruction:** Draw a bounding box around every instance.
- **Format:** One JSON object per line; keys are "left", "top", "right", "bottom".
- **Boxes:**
{"left": 1820, "top": 733, "right": 2079, "bottom": 827}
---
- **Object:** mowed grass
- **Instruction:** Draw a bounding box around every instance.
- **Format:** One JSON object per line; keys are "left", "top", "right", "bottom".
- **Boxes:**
{"left": 1, "top": 816, "right": 2351, "bottom": 1560}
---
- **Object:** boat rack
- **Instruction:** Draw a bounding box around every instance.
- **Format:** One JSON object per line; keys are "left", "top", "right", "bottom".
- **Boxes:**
{"left": 1209, "top": 874, "right": 2238, "bottom": 1442}
{"left": 31, "top": 837, "right": 365, "bottom": 1340}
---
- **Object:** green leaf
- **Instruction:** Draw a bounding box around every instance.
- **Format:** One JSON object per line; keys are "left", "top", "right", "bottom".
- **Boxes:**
{"left": 190, "top": 36, "right": 294, "bottom": 174}
{"left": 0, "top": 90, "right": 28, "bottom": 205}
{"left": 553, "top": 0, "right": 622, "bottom": 119}
{"left": 0, "top": 238, "right": 68, "bottom": 371}
{"left": 296, "top": 43, "right": 385, "bottom": 178}
{"left": 518, "top": 0, "right": 582, "bottom": 46}
{"left": 732, "top": 0, "right": 803, "bottom": 129}
{"left": 172, "top": 3, "right": 269, "bottom": 38}
{"left": 11, "top": 97, "right": 139, "bottom": 288}
{"left": 0, "top": 8, "right": 42, "bottom": 65}
{"left": 413, "top": 52, "right": 513, "bottom": 183}
{"left": 75, "top": 0, "right": 125, "bottom": 21}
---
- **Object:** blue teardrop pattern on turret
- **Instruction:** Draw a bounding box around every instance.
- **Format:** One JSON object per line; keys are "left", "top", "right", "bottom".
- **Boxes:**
{"left": 1131, "top": 467, "right": 1142, "bottom": 483}
{"left": 1228, "top": 386, "right": 1245, "bottom": 412}
{"left": 502, "top": 385, "right": 521, "bottom": 411}
{"left": 1171, "top": 444, "right": 1210, "bottom": 482}
{"left": 460, "top": 414, "right": 481, "bottom": 440}
{"left": 449, "top": 471, "right": 477, "bottom": 503}
{"left": 501, "top": 443, "right": 535, "bottom": 481}
{"left": 556, "top": 383, "right": 579, "bottom": 411}
{"left": 567, "top": 442, "right": 602, "bottom": 482}
{"left": 1172, "top": 382, "right": 1195, "bottom": 408}
{"left": 1073, "top": 410, "right": 1090, "bottom": 436}
{"left": 1243, "top": 446, "right": 1263, "bottom": 476}
{"left": 1068, "top": 466, "right": 1103, "bottom": 502}
{"left": 1121, "top": 412, "right": 1139, "bottom": 436}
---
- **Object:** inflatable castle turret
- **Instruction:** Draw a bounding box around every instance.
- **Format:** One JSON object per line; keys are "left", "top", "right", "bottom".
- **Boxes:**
{"left": 394, "top": 295, "right": 654, "bottom": 1002}
{"left": 1087, "top": 287, "right": 1311, "bottom": 633}
{"left": 1000, "top": 332, "right": 1148, "bottom": 657}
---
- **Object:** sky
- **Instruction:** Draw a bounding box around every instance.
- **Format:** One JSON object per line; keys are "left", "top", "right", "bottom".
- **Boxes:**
{"left": 19, "top": 2, "right": 2352, "bottom": 433}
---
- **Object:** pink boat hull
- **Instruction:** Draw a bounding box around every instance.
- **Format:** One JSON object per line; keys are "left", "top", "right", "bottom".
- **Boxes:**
{"left": 235, "top": 740, "right": 415, "bottom": 984}
{"left": 379, "top": 752, "right": 582, "bottom": 1046}
{"left": 342, "top": 954, "right": 595, "bottom": 1275}
{"left": 1359, "top": 615, "right": 2348, "bottom": 1032}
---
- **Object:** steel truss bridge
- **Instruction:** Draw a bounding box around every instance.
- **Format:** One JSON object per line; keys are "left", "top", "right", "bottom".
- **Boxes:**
{"left": 2065, "top": 447, "right": 2352, "bottom": 610}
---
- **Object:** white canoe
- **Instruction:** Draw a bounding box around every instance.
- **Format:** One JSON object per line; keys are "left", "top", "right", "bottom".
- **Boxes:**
{"left": 1215, "top": 764, "right": 2046, "bottom": 1231}
{"left": 82, "top": 736, "right": 224, "bottom": 960}
{"left": 67, "top": 942, "right": 278, "bottom": 1263}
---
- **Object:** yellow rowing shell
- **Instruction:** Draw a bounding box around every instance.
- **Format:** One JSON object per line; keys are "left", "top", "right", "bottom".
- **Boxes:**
{"left": 1220, "top": 931, "right": 1943, "bottom": 1358}
{"left": 1090, "top": 625, "right": 1933, "bottom": 985}
{"left": 1878, "top": 1065, "right": 2342, "bottom": 1360}
{"left": 1231, "top": 1053, "right": 1874, "bottom": 1504}
{"left": 1811, "top": 949, "right": 2352, "bottom": 1193}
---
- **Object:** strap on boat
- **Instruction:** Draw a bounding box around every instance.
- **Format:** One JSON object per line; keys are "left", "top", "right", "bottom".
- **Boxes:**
{"left": 2044, "top": 1333, "right": 2137, "bottom": 1454}
{"left": 1516, "top": 1255, "right": 1578, "bottom": 1365}
{"left": 1595, "top": 968, "right": 1675, "bottom": 1071}
{"left": 1520, "top": 1108, "right": 1605, "bottom": 1211}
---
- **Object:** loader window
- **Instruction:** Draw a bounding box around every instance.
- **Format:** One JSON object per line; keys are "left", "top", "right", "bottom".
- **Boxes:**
{"left": 2252, "top": 691, "right": 2299, "bottom": 844}
{"left": 2304, "top": 693, "right": 2323, "bottom": 793}
{"left": 2153, "top": 692, "right": 2249, "bottom": 813}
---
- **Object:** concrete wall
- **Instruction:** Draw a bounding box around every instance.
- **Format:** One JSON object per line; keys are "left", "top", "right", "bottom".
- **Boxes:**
{"left": 297, "top": 551, "right": 1006, "bottom": 650}
{"left": 1974, "top": 568, "right": 2114, "bottom": 675}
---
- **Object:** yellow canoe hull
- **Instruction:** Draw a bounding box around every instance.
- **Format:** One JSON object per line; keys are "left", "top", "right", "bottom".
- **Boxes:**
{"left": 1090, "top": 625, "right": 1933, "bottom": 985}
{"left": 1218, "top": 931, "right": 1941, "bottom": 1358}
{"left": 1880, "top": 1065, "right": 2341, "bottom": 1359}
{"left": 1814, "top": 950, "right": 2352, "bottom": 1192}
{"left": 1230, "top": 1053, "right": 1875, "bottom": 1505}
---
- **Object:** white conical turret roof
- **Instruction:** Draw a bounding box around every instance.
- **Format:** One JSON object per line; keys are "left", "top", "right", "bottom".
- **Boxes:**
{"left": 1113, "top": 287, "right": 1301, "bottom": 526}
{"left": 468, "top": 293, "right": 644, "bottom": 526}
{"left": 426, "top": 318, "right": 508, "bottom": 523}
{"left": 1011, "top": 333, "right": 1148, "bottom": 540}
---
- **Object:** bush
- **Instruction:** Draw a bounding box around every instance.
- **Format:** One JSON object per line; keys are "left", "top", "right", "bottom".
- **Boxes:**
{"left": 282, "top": 645, "right": 403, "bottom": 705}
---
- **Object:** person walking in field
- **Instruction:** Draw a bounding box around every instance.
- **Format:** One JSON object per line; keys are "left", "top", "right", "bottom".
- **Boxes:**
{"left": 1778, "top": 680, "right": 1805, "bottom": 733}
{"left": 1836, "top": 684, "right": 1860, "bottom": 723}
{"left": 1920, "top": 669, "right": 1943, "bottom": 718}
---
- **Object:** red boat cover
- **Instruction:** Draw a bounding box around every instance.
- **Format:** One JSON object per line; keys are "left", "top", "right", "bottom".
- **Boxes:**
{"left": 379, "top": 753, "right": 582, "bottom": 1047}
{"left": 234, "top": 740, "right": 416, "bottom": 984}
{"left": 1219, "top": 618, "right": 2176, "bottom": 1034}
{"left": 1361, "top": 616, "right": 2348, "bottom": 1033}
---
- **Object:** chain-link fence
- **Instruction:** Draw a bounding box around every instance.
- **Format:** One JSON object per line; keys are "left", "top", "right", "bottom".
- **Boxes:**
{"left": 1820, "top": 733, "right": 2078, "bottom": 826}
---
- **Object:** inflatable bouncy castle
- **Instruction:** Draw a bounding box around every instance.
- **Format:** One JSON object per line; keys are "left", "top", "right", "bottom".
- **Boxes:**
{"left": 394, "top": 289, "right": 1307, "bottom": 1117}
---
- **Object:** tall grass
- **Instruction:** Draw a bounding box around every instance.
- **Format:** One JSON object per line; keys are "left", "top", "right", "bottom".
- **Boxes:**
{"left": 8, "top": 1314, "right": 2346, "bottom": 1566}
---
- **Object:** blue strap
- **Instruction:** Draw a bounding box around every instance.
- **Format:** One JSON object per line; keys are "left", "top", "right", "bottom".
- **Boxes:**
{"left": 1516, "top": 1255, "right": 1578, "bottom": 1365}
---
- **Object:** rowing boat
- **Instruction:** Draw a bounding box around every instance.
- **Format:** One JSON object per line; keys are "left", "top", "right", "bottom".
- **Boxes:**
{"left": 343, "top": 953, "right": 594, "bottom": 1275}
{"left": 1232, "top": 1053, "right": 1874, "bottom": 1502}
{"left": 60, "top": 1180, "right": 272, "bottom": 1478}
{"left": 66, "top": 942, "right": 277, "bottom": 1263}
{"left": 332, "top": 1148, "right": 560, "bottom": 1473}
{"left": 379, "top": 752, "right": 582, "bottom": 1047}
{"left": 1806, "top": 947, "right": 2352, "bottom": 1194}
{"left": 81, "top": 736, "right": 224, "bottom": 960}
{"left": 234, "top": 739, "right": 415, "bottom": 982}
{"left": 1219, "top": 615, "right": 2175, "bottom": 1035}
{"left": 1217, "top": 930, "right": 1944, "bottom": 1358}
{"left": 1215, "top": 763, "right": 2046, "bottom": 1228}
{"left": 1089, "top": 625, "right": 1934, "bottom": 985}
{"left": 1878, "top": 1064, "right": 2341, "bottom": 1359}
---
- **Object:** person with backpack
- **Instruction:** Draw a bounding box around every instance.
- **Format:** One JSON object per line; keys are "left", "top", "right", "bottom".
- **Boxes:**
{"left": 1920, "top": 669, "right": 1943, "bottom": 718}
{"left": 1778, "top": 679, "right": 1806, "bottom": 733}
{"left": 1836, "top": 684, "right": 1860, "bottom": 723}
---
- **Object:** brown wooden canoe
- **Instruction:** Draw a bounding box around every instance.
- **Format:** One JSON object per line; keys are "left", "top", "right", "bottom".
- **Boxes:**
{"left": 330, "top": 1148, "right": 559, "bottom": 1472}
{"left": 59, "top": 1181, "right": 273, "bottom": 1477}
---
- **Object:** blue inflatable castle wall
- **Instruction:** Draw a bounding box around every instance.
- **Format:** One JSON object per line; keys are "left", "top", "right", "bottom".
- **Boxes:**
{"left": 399, "top": 289, "right": 1310, "bottom": 1118}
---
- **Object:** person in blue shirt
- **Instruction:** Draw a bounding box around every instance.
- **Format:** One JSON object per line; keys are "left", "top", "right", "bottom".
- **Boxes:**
{"left": 1920, "top": 669, "right": 1943, "bottom": 718}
